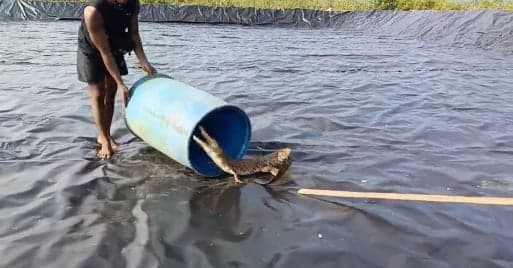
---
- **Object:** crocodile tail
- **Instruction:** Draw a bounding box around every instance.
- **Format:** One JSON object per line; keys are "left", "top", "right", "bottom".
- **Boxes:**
{"left": 192, "top": 135, "right": 212, "bottom": 155}
{"left": 198, "top": 126, "right": 223, "bottom": 149}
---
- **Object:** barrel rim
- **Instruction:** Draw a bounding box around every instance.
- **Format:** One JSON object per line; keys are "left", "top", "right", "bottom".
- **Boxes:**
{"left": 188, "top": 104, "right": 252, "bottom": 177}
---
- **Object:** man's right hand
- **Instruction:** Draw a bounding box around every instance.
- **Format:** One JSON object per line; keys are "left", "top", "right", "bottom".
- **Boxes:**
{"left": 119, "top": 83, "right": 130, "bottom": 107}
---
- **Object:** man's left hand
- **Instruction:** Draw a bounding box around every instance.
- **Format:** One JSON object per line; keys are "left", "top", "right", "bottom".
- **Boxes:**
{"left": 140, "top": 61, "right": 156, "bottom": 76}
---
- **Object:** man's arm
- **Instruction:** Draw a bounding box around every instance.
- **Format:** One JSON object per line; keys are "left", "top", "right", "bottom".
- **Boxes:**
{"left": 83, "top": 6, "right": 125, "bottom": 86}
{"left": 84, "top": 6, "right": 130, "bottom": 106}
{"left": 128, "top": 0, "right": 155, "bottom": 75}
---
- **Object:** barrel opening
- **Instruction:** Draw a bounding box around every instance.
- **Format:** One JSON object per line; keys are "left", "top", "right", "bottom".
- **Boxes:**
{"left": 188, "top": 105, "right": 251, "bottom": 177}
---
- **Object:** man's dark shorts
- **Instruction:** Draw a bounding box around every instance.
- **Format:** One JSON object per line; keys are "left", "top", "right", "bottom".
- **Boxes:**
{"left": 77, "top": 50, "right": 128, "bottom": 84}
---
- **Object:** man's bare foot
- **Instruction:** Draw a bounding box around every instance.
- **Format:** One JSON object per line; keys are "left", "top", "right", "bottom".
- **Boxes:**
{"left": 97, "top": 136, "right": 119, "bottom": 151}
{"left": 97, "top": 137, "right": 114, "bottom": 159}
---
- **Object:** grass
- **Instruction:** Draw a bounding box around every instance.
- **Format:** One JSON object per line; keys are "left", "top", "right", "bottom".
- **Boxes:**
{"left": 142, "top": 0, "right": 513, "bottom": 11}
{"left": 43, "top": 0, "right": 513, "bottom": 11}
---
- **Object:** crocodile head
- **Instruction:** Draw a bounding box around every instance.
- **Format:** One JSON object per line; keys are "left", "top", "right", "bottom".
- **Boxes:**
{"left": 275, "top": 148, "right": 291, "bottom": 162}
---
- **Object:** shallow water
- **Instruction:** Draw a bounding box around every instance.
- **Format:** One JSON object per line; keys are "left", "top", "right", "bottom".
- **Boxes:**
{"left": 1, "top": 21, "right": 513, "bottom": 268}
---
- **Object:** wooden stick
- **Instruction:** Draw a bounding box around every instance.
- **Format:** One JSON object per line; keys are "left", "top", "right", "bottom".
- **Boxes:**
{"left": 297, "top": 188, "right": 513, "bottom": 206}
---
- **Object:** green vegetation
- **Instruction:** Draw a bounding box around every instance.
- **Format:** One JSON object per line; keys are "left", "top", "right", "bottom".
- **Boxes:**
{"left": 44, "top": 0, "right": 513, "bottom": 11}
{"left": 372, "top": 0, "right": 513, "bottom": 10}
{"left": 141, "top": 0, "right": 513, "bottom": 11}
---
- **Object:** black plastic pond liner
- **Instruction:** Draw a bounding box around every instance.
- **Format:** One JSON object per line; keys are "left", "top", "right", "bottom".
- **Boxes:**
{"left": 1, "top": 0, "right": 513, "bottom": 54}
{"left": 0, "top": 0, "right": 336, "bottom": 25}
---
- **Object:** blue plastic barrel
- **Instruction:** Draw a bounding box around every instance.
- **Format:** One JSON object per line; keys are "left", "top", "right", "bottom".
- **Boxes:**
{"left": 124, "top": 74, "right": 252, "bottom": 177}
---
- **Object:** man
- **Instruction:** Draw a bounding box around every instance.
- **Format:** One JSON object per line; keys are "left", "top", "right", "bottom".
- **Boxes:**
{"left": 77, "top": 0, "right": 156, "bottom": 159}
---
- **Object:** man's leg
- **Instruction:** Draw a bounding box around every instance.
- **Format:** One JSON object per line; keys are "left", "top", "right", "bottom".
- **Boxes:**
{"left": 89, "top": 81, "right": 113, "bottom": 159}
{"left": 102, "top": 74, "right": 119, "bottom": 150}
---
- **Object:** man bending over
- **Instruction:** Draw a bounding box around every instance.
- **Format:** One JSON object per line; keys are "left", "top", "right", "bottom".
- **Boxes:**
{"left": 77, "top": 0, "right": 156, "bottom": 159}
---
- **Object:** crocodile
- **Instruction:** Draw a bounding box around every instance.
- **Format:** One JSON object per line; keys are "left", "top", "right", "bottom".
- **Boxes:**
{"left": 192, "top": 126, "right": 291, "bottom": 185}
